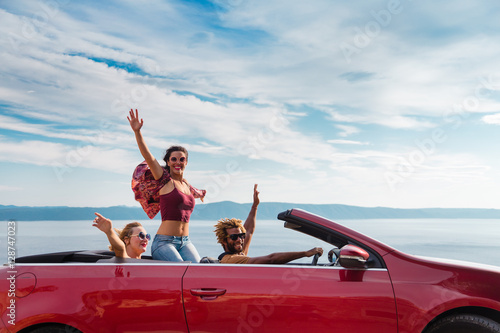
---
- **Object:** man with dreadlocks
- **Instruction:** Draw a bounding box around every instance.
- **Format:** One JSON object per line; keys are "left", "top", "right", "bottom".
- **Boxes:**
{"left": 214, "top": 184, "right": 323, "bottom": 264}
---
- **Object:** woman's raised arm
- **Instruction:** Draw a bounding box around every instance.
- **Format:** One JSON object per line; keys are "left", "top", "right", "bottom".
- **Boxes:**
{"left": 93, "top": 212, "right": 127, "bottom": 258}
{"left": 127, "top": 109, "right": 164, "bottom": 180}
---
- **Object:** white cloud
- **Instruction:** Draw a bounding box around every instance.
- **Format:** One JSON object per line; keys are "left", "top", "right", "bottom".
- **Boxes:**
{"left": 482, "top": 113, "right": 500, "bottom": 125}
{"left": 0, "top": 185, "right": 23, "bottom": 192}
{"left": 4, "top": 1, "right": 500, "bottom": 135}
{"left": 200, "top": 1, "right": 500, "bottom": 128}
{"left": 0, "top": 139, "right": 137, "bottom": 175}
{"left": 334, "top": 124, "right": 360, "bottom": 137}
{"left": 328, "top": 140, "right": 368, "bottom": 146}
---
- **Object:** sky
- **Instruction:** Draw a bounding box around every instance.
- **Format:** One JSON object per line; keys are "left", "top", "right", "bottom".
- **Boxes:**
{"left": 1, "top": 0, "right": 500, "bottom": 210}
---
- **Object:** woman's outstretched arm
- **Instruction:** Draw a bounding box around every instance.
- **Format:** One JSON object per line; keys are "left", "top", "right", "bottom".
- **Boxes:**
{"left": 127, "top": 109, "right": 164, "bottom": 180}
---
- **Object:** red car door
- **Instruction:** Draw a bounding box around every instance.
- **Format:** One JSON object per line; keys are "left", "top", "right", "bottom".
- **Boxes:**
{"left": 5, "top": 263, "right": 189, "bottom": 333}
{"left": 182, "top": 264, "right": 397, "bottom": 333}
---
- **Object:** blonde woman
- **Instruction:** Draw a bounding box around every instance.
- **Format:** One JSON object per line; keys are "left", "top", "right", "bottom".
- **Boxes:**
{"left": 92, "top": 212, "right": 150, "bottom": 259}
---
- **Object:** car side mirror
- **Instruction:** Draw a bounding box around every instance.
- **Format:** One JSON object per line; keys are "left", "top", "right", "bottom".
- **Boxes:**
{"left": 338, "top": 244, "right": 369, "bottom": 269}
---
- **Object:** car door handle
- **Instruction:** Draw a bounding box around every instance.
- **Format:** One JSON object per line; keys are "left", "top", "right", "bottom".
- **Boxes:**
{"left": 190, "top": 288, "right": 226, "bottom": 300}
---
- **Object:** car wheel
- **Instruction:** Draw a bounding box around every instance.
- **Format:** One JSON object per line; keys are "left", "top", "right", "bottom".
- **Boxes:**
{"left": 29, "top": 324, "right": 82, "bottom": 333}
{"left": 426, "top": 314, "right": 500, "bottom": 333}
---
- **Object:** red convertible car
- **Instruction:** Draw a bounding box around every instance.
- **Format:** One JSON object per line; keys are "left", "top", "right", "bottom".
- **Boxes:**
{"left": 2, "top": 209, "right": 500, "bottom": 333}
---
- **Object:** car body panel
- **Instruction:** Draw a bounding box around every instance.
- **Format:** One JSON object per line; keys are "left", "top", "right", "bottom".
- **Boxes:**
{"left": 382, "top": 250, "right": 500, "bottom": 332}
{"left": 1, "top": 263, "right": 189, "bottom": 333}
{"left": 183, "top": 264, "right": 397, "bottom": 333}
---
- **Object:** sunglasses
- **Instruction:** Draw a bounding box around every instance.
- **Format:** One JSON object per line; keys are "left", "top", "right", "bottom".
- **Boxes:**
{"left": 227, "top": 233, "right": 246, "bottom": 241}
{"left": 170, "top": 157, "right": 186, "bottom": 163}
{"left": 130, "top": 232, "right": 151, "bottom": 241}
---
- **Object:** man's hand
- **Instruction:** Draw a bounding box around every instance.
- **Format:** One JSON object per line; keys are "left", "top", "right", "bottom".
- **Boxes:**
{"left": 252, "top": 184, "right": 260, "bottom": 207}
{"left": 305, "top": 247, "right": 323, "bottom": 257}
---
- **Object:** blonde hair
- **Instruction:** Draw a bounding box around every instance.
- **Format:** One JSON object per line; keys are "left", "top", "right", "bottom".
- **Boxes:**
{"left": 109, "top": 222, "right": 142, "bottom": 251}
{"left": 214, "top": 218, "right": 246, "bottom": 245}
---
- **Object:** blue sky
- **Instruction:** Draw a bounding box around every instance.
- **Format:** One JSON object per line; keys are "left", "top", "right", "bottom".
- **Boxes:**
{"left": 1, "top": 0, "right": 500, "bottom": 209}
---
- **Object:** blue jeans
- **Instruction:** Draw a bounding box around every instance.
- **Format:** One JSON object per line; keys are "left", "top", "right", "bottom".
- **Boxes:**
{"left": 151, "top": 235, "right": 201, "bottom": 262}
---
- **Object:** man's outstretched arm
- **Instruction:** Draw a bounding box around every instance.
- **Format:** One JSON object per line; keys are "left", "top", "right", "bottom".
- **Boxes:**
{"left": 246, "top": 247, "right": 323, "bottom": 265}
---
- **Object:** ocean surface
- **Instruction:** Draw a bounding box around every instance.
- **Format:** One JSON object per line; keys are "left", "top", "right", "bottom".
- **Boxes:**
{"left": 1, "top": 218, "right": 500, "bottom": 267}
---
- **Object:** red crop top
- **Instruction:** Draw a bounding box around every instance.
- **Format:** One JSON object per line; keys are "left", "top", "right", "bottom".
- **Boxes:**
{"left": 159, "top": 187, "right": 195, "bottom": 222}
{"left": 131, "top": 161, "right": 206, "bottom": 219}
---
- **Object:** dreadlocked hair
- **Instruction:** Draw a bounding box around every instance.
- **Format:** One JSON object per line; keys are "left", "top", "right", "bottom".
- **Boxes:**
{"left": 214, "top": 218, "right": 246, "bottom": 245}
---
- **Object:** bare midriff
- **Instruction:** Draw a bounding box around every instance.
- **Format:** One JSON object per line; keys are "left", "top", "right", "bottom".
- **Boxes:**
{"left": 157, "top": 180, "right": 191, "bottom": 236}
{"left": 157, "top": 219, "right": 189, "bottom": 236}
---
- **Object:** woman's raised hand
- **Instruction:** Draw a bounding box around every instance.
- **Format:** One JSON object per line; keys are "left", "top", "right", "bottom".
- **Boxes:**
{"left": 93, "top": 212, "right": 113, "bottom": 234}
{"left": 127, "top": 109, "right": 144, "bottom": 132}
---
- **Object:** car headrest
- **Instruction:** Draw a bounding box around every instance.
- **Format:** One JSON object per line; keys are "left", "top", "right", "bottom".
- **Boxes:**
{"left": 199, "top": 256, "right": 219, "bottom": 263}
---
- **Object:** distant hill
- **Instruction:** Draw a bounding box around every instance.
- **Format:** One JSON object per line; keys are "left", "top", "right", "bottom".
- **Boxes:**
{"left": 2, "top": 203, "right": 500, "bottom": 221}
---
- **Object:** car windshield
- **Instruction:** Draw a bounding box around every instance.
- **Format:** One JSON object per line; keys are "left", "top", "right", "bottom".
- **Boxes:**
{"left": 245, "top": 219, "right": 336, "bottom": 265}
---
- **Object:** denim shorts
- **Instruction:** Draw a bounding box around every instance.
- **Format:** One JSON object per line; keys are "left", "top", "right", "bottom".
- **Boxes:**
{"left": 151, "top": 234, "right": 201, "bottom": 262}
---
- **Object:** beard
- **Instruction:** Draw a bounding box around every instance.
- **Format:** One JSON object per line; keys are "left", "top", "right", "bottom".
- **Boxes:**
{"left": 226, "top": 241, "right": 243, "bottom": 254}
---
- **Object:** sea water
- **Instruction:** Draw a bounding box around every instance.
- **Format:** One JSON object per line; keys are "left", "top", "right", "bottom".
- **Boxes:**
{"left": 1, "top": 218, "right": 499, "bottom": 267}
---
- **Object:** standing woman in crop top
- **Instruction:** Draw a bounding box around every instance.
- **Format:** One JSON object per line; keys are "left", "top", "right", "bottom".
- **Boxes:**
{"left": 127, "top": 109, "right": 205, "bottom": 262}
